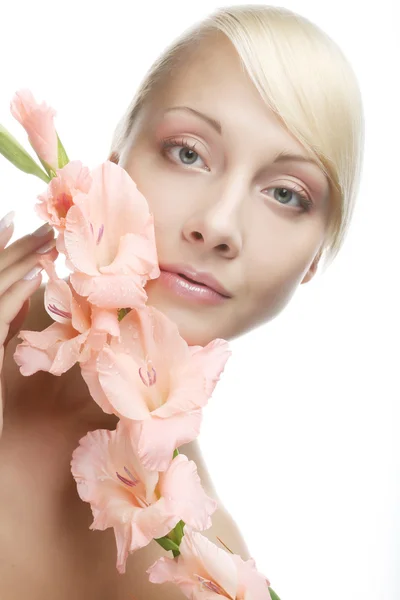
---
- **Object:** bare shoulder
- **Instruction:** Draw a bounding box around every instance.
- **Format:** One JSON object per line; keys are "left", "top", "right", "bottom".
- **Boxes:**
{"left": 179, "top": 440, "right": 250, "bottom": 559}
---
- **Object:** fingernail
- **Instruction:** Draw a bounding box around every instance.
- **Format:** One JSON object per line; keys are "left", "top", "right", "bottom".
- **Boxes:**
{"left": 23, "top": 266, "right": 43, "bottom": 280}
{"left": 0, "top": 210, "right": 15, "bottom": 233}
{"left": 36, "top": 239, "right": 56, "bottom": 254}
{"left": 32, "top": 223, "right": 53, "bottom": 237}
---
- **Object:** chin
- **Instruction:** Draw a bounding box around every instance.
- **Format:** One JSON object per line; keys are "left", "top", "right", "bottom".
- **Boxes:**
{"left": 144, "top": 282, "right": 227, "bottom": 346}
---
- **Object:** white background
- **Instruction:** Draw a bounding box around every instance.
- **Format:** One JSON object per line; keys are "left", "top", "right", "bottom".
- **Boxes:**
{"left": 0, "top": 1, "right": 399, "bottom": 599}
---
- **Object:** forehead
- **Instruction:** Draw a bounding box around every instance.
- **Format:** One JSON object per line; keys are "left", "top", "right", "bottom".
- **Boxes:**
{"left": 148, "top": 34, "right": 306, "bottom": 154}
{"left": 156, "top": 33, "right": 263, "bottom": 113}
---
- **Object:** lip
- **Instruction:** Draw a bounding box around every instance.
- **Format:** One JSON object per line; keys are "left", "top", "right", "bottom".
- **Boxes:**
{"left": 159, "top": 263, "right": 232, "bottom": 298}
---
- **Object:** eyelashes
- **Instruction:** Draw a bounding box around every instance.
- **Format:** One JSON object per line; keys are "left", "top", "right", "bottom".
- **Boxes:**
{"left": 160, "top": 136, "right": 313, "bottom": 211}
{"left": 161, "top": 136, "right": 207, "bottom": 169}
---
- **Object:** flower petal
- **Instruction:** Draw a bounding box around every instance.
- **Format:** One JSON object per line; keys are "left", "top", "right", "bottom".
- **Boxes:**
{"left": 134, "top": 410, "right": 203, "bottom": 472}
{"left": 95, "top": 347, "right": 151, "bottom": 420}
{"left": 232, "top": 555, "right": 272, "bottom": 600}
{"left": 35, "top": 160, "right": 92, "bottom": 229}
{"left": 70, "top": 271, "right": 147, "bottom": 310}
{"left": 64, "top": 204, "right": 99, "bottom": 275}
{"left": 80, "top": 355, "right": 117, "bottom": 415}
{"left": 160, "top": 454, "right": 217, "bottom": 530}
{"left": 10, "top": 88, "right": 58, "bottom": 170}
{"left": 44, "top": 277, "right": 73, "bottom": 324}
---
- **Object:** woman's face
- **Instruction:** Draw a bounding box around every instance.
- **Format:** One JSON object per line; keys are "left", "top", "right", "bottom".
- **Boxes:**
{"left": 116, "top": 34, "right": 331, "bottom": 346}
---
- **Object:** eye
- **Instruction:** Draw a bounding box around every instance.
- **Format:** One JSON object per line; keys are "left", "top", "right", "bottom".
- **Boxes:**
{"left": 161, "top": 137, "right": 210, "bottom": 171}
{"left": 264, "top": 185, "right": 313, "bottom": 212}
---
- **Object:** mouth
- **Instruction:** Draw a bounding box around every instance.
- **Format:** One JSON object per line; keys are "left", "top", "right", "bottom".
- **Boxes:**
{"left": 157, "top": 264, "right": 232, "bottom": 305}
{"left": 160, "top": 264, "right": 232, "bottom": 298}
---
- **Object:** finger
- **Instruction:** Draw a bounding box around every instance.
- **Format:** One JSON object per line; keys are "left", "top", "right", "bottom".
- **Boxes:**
{"left": 0, "top": 240, "right": 57, "bottom": 297}
{"left": 5, "top": 298, "right": 30, "bottom": 346}
{"left": 0, "top": 268, "right": 43, "bottom": 347}
{"left": 0, "top": 212, "right": 15, "bottom": 251}
{"left": 0, "top": 223, "right": 54, "bottom": 273}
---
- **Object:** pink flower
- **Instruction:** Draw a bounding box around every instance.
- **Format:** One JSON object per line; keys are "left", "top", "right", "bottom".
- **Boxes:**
{"left": 71, "top": 421, "right": 217, "bottom": 574}
{"left": 81, "top": 306, "right": 231, "bottom": 471}
{"left": 35, "top": 160, "right": 92, "bottom": 230}
{"left": 147, "top": 527, "right": 272, "bottom": 600}
{"left": 63, "top": 160, "right": 160, "bottom": 309}
{"left": 10, "top": 89, "right": 58, "bottom": 171}
{"left": 14, "top": 258, "right": 117, "bottom": 376}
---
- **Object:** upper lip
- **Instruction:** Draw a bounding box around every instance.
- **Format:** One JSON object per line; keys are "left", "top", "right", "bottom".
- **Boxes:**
{"left": 159, "top": 263, "right": 232, "bottom": 298}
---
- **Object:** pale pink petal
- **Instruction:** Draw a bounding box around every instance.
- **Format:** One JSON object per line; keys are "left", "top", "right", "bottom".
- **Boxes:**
{"left": 62, "top": 162, "right": 158, "bottom": 308}
{"left": 100, "top": 228, "right": 160, "bottom": 279}
{"left": 14, "top": 342, "right": 57, "bottom": 376}
{"left": 10, "top": 88, "right": 58, "bottom": 169}
{"left": 148, "top": 528, "right": 238, "bottom": 599}
{"left": 35, "top": 161, "right": 92, "bottom": 229}
{"left": 70, "top": 271, "right": 147, "bottom": 310}
{"left": 189, "top": 339, "right": 232, "bottom": 397}
{"left": 179, "top": 528, "right": 238, "bottom": 599}
{"left": 64, "top": 205, "right": 99, "bottom": 275}
{"left": 160, "top": 454, "right": 217, "bottom": 530}
{"left": 14, "top": 321, "right": 87, "bottom": 376}
{"left": 50, "top": 331, "right": 89, "bottom": 375}
{"left": 95, "top": 348, "right": 151, "bottom": 420}
{"left": 71, "top": 425, "right": 175, "bottom": 575}
{"left": 80, "top": 356, "right": 116, "bottom": 415}
{"left": 147, "top": 557, "right": 205, "bottom": 599}
{"left": 44, "top": 277, "right": 73, "bottom": 324}
{"left": 147, "top": 556, "right": 182, "bottom": 584}
{"left": 90, "top": 307, "right": 120, "bottom": 337}
{"left": 18, "top": 322, "right": 73, "bottom": 349}
{"left": 233, "top": 555, "right": 272, "bottom": 600}
{"left": 153, "top": 339, "right": 231, "bottom": 419}
{"left": 135, "top": 410, "right": 203, "bottom": 472}
{"left": 70, "top": 292, "right": 92, "bottom": 334}
{"left": 130, "top": 499, "right": 178, "bottom": 551}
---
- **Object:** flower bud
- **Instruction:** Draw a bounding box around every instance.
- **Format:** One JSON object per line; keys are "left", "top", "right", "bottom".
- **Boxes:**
{"left": 0, "top": 123, "right": 50, "bottom": 182}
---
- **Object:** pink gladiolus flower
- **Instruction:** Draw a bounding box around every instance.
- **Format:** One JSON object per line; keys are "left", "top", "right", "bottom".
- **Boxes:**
{"left": 10, "top": 89, "right": 59, "bottom": 171}
{"left": 147, "top": 527, "right": 272, "bottom": 600}
{"left": 63, "top": 160, "right": 160, "bottom": 309}
{"left": 81, "top": 306, "right": 231, "bottom": 471}
{"left": 35, "top": 160, "right": 92, "bottom": 230}
{"left": 71, "top": 421, "right": 217, "bottom": 574}
{"left": 14, "top": 258, "right": 117, "bottom": 376}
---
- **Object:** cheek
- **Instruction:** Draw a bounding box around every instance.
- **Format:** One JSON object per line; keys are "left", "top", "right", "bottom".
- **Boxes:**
{"left": 125, "top": 150, "right": 192, "bottom": 230}
{"left": 243, "top": 220, "right": 323, "bottom": 306}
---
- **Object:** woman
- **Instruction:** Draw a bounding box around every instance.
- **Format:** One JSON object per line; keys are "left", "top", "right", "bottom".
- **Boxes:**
{"left": 0, "top": 5, "right": 364, "bottom": 600}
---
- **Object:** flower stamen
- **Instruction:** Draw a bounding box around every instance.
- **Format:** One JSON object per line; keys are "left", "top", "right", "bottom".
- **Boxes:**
{"left": 138, "top": 359, "right": 157, "bottom": 387}
{"left": 116, "top": 466, "right": 139, "bottom": 487}
{"left": 48, "top": 303, "right": 72, "bottom": 319}
{"left": 96, "top": 224, "right": 104, "bottom": 245}
{"left": 194, "top": 574, "right": 231, "bottom": 597}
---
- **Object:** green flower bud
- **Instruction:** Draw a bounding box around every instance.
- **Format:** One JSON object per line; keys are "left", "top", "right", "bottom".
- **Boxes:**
{"left": 0, "top": 124, "right": 50, "bottom": 183}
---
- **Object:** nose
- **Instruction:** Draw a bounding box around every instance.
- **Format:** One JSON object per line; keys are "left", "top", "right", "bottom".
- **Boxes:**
{"left": 182, "top": 184, "right": 244, "bottom": 259}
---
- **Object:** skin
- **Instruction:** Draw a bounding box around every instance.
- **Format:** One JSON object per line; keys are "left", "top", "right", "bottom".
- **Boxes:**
{"left": 118, "top": 31, "right": 331, "bottom": 347}
{"left": 0, "top": 31, "right": 332, "bottom": 600}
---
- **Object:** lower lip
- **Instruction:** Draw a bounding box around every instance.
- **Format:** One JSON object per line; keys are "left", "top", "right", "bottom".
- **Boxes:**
{"left": 158, "top": 271, "right": 229, "bottom": 305}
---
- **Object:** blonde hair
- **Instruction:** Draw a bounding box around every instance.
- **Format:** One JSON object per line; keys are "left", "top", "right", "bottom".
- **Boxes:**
{"left": 109, "top": 4, "right": 365, "bottom": 271}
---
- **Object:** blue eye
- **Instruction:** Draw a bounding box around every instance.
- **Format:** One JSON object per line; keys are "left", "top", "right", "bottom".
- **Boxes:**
{"left": 161, "top": 137, "right": 208, "bottom": 170}
{"left": 265, "top": 186, "right": 313, "bottom": 212}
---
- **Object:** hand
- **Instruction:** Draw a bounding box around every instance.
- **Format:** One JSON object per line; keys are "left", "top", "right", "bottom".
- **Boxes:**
{"left": 0, "top": 212, "right": 57, "bottom": 437}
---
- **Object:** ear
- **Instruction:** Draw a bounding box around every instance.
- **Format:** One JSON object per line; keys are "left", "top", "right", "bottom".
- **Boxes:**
{"left": 301, "top": 248, "right": 323, "bottom": 284}
{"left": 108, "top": 151, "right": 120, "bottom": 165}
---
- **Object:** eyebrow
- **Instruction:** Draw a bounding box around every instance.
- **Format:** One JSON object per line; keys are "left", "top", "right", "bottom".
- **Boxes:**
{"left": 163, "top": 106, "right": 322, "bottom": 169}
